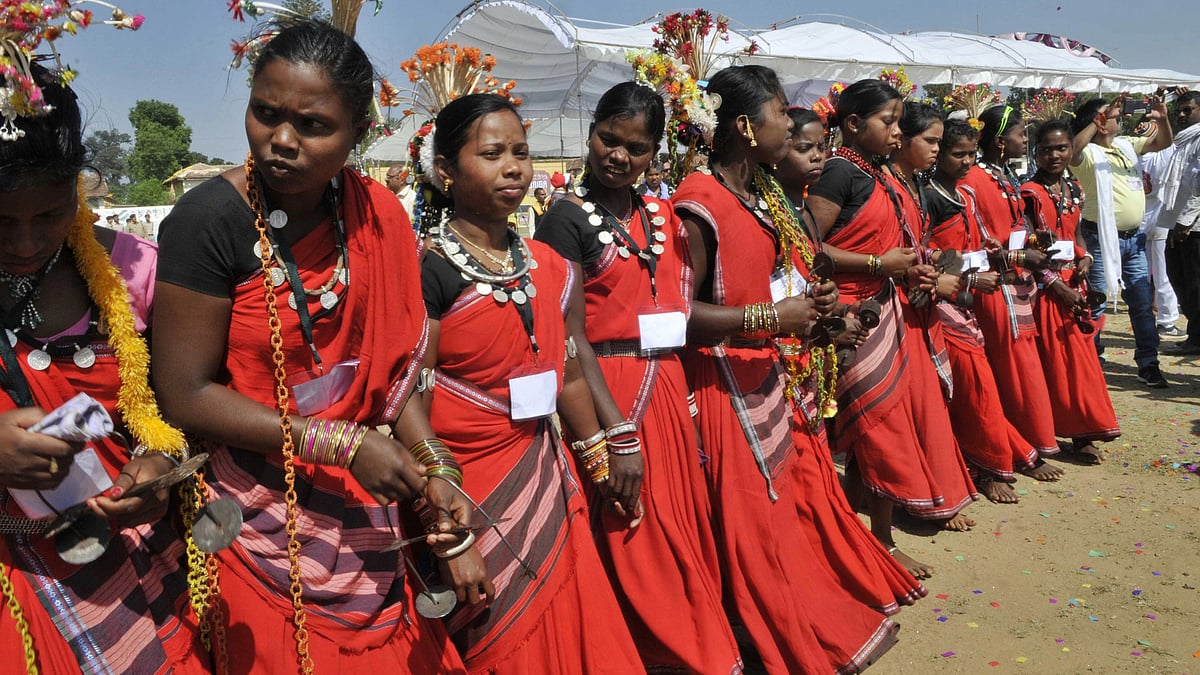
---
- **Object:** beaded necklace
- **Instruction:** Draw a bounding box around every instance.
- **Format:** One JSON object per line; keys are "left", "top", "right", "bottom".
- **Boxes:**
{"left": 976, "top": 160, "right": 1024, "bottom": 228}
{"left": 255, "top": 182, "right": 350, "bottom": 319}
{"left": 0, "top": 244, "right": 64, "bottom": 332}
{"left": 574, "top": 181, "right": 667, "bottom": 299}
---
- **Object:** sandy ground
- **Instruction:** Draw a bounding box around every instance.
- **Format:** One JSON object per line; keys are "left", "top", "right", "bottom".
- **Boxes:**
{"left": 873, "top": 311, "right": 1200, "bottom": 674}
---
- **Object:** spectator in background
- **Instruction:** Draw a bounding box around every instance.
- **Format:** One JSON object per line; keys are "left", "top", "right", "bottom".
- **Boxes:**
{"left": 1141, "top": 140, "right": 1183, "bottom": 337}
{"left": 1158, "top": 89, "right": 1200, "bottom": 356}
{"left": 1069, "top": 95, "right": 1174, "bottom": 388}
{"left": 549, "top": 171, "right": 569, "bottom": 203}
{"left": 385, "top": 164, "right": 416, "bottom": 219}
{"left": 126, "top": 213, "right": 151, "bottom": 240}
{"left": 636, "top": 162, "right": 671, "bottom": 199}
{"left": 529, "top": 186, "right": 549, "bottom": 227}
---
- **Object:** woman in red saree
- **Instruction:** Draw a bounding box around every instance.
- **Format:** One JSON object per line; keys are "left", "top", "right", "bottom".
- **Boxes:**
{"left": 676, "top": 66, "right": 901, "bottom": 675}
{"left": 775, "top": 106, "right": 926, "bottom": 616}
{"left": 923, "top": 120, "right": 1039, "bottom": 504}
{"left": 0, "top": 64, "right": 206, "bottom": 673}
{"left": 961, "top": 105, "right": 1063, "bottom": 481}
{"left": 808, "top": 80, "right": 977, "bottom": 580}
{"left": 154, "top": 22, "right": 470, "bottom": 672}
{"left": 535, "top": 83, "right": 741, "bottom": 673}
{"left": 1021, "top": 120, "right": 1120, "bottom": 461}
{"left": 419, "top": 93, "right": 643, "bottom": 674}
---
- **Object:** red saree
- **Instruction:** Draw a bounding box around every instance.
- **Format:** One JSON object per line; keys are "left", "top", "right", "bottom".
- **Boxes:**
{"left": 0, "top": 233, "right": 206, "bottom": 674}
{"left": 824, "top": 161, "right": 975, "bottom": 518}
{"left": 429, "top": 240, "right": 642, "bottom": 675}
{"left": 676, "top": 171, "right": 900, "bottom": 675}
{"left": 206, "top": 170, "right": 463, "bottom": 672}
{"left": 1021, "top": 181, "right": 1120, "bottom": 441}
{"left": 962, "top": 167, "right": 1059, "bottom": 455}
{"left": 545, "top": 195, "right": 741, "bottom": 673}
{"left": 925, "top": 187, "right": 1038, "bottom": 478}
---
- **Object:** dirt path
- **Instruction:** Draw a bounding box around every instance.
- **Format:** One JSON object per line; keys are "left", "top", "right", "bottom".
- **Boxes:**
{"left": 876, "top": 312, "right": 1200, "bottom": 673}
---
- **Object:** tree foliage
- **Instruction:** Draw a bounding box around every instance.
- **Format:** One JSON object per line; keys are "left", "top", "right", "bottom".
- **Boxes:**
{"left": 84, "top": 129, "right": 131, "bottom": 186}
{"left": 126, "top": 178, "right": 170, "bottom": 206}
{"left": 127, "top": 99, "right": 194, "bottom": 183}
{"left": 283, "top": 0, "right": 331, "bottom": 21}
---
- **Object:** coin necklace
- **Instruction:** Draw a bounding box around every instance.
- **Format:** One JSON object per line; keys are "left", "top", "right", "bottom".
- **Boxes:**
{"left": 14, "top": 316, "right": 104, "bottom": 372}
{"left": 574, "top": 182, "right": 666, "bottom": 299}
{"left": 431, "top": 223, "right": 537, "bottom": 305}
{"left": 254, "top": 177, "right": 349, "bottom": 314}
{"left": 447, "top": 222, "right": 514, "bottom": 274}
{"left": 0, "top": 243, "right": 65, "bottom": 333}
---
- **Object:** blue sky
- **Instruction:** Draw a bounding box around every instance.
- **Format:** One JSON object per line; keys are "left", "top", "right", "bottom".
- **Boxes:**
{"left": 53, "top": 0, "right": 1199, "bottom": 163}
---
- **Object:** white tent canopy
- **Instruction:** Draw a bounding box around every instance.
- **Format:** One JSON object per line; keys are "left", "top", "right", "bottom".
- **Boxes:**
{"left": 363, "top": 0, "right": 1200, "bottom": 162}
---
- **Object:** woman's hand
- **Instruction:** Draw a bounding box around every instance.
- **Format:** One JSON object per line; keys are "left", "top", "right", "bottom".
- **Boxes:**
{"left": 89, "top": 453, "right": 176, "bottom": 528}
{"left": 880, "top": 247, "right": 918, "bottom": 278}
{"left": 350, "top": 430, "right": 429, "bottom": 505}
{"left": 1075, "top": 256, "right": 1093, "bottom": 278}
{"left": 809, "top": 280, "right": 839, "bottom": 317}
{"left": 904, "top": 263, "right": 938, "bottom": 291}
{"left": 1049, "top": 279, "right": 1086, "bottom": 310}
{"left": 605, "top": 452, "right": 644, "bottom": 528}
{"left": 0, "top": 408, "right": 81, "bottom": 490}
{"left": 438, "top": 548, "right": 495, "bottom": 606}
{"left": 834, "top": 315, "right": 867, "bottom": 347}
{"left": 934, "top": 272, "right": 961, "bottom": 300}
{"left": 973, "top": 271, "right": 1000, "bottom": 294}
{"left": 1020, "top": 248, "right": 1049, "bottom": 270}
{"left": 775, "top": 296, "right": 819, "bottom": 336}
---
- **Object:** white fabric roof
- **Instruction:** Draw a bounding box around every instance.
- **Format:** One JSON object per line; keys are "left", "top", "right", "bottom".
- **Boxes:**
{"left": 364, "top": 0, "right": 1200, "bottom": 161}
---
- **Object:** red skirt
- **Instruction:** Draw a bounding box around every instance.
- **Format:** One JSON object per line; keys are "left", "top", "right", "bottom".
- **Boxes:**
{"left": 1033, "top": 296, "right": 1121, "bottom": 441}
{"left": 940, "top": 312, "right": 1038, "bottom": 478}
{"left": 790, "top": 422, "right": 927, "bottom": 614}
{"left": 688, "top": 349, "right": 898, "bottom": 675}
{"left": 974, "top": 290, "right": 1059, "bottom": 454}
{"left": 216, "top": 555, "right": 466, "bottom": 674}
{"left": 587, "top": 355, "right": 741, "bottom": 673}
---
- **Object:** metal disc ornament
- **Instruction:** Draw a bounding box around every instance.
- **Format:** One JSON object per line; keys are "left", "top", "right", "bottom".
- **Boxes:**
{"left": 651, "top": 244, "right": 665, "bottom": 255}
{"left": 268, "top": 209, "right": 288, "bottom": 229}
{"left": 511, "top": 289, "right": 528, "bottom": 305}
{"left": 646, "top": 202, "right": 660, "bottom": 213}
{"left": 72, "top": 346, "right": 96, "bottom": 369}
{"left": 651, "top": 216, "right": 665, "bottom": 226}
{"left": 26, "top": 349, "right": 51, "bottom": 371}
{"left": 525, "top": 283, "right": 537, "bottom": 298}
{"left": 320, "top": 291, "right": 339, "bottom": 310}
{"left": 193, "top": 498, "right": 243, "bottom": 553}
{"left": 588, "top": 214, "right": 603, "bottom": 227}
{"left": 55, "top": 511, "right": 111, "bottom": 565}
{"left": 252, "top": 241, "right": 265, "bottom": 259}
{"left": 443, "top": 241, "right": 461, "bottom": 255}
{"left": 492, "top": 289, "right": 509, "bottom": 303}
{"left": 415, "top": 585, "right": 458, "bottom": 619}
{"left": 581, "top": 202, "right": 595, "bottom": 213}
{"left": 653, "top": 231, "right": 667, "bottom": 242}
{"left": 269, "top": 267, "right": 287, "bottom": 287}
{"left": 287, "top": 293, "right": 298, "bottom": 311}
{"left": 529, "top": 259, "right": 539, "bottom": 269}
{"left": 339, "top": 268, "right": 348, "bottom": 285}
{"left": 618, "top": 248, "right": 631, "bottom": 259}
{"left": 475, "top": 282, "right": 493, "bottom": 297}
{"left": 598, "top": 231, "right": 614, "bottom": 245}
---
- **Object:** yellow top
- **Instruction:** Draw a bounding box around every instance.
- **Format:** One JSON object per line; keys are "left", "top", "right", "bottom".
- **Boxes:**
{"left": 1071, "top": 136, "right": 1149, "bottom": 230}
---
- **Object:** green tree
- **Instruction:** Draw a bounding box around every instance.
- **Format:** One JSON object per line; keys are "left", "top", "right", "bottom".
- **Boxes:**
{"left": 127, "top": 99, "right": 193, "bottom": 183}
{"left": 126, "top": 178, "right": 170, "bottom": 206}
{"left": 283, "top": 0, "right": 330, "bottom": 21}
{"left": 84, "top": 129, "right": 131, "bottom": 186}
{"left": 922, "top": 84, "right": 953, "bottom": 107}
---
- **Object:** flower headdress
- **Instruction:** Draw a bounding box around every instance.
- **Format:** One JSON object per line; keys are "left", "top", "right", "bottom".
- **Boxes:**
{"left": 649, "top": 9, "right": 758, "bottom": 84}
{"left": 1, "top": 0, "right": 143, "bottom": 141}
{"left": 878, "top": 67, "right": 916, "bottom": 101}
{"left": 811, "top": 82, "right": 846, "bottom": 125}
{"left": 628, "top": 49, "right": 718, "bottom": 185}
{"left": 1022, "top": 88, "right": 1076, "bottom": 123}
{"left": 944, "top": 83, "right": 1003, "bottom": 131}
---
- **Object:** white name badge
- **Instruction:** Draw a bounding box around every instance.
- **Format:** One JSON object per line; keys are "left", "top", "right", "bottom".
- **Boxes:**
{"left": 509, "top": 369, "right": 558, "bottom": 420}
{"left": 1008, "top": 230, "right": 1029, "bottom": 250}
{"left": 961, "top": 250, "right": 991, "bottom": 272}
{"left": 1050, "top": 240, "right": 1075, "bottom": 261}
{"left": 1128, "top": 176, "right": 1145, "bottom": 191}
{"left": 291, "top": 359, "right": 359, "bottom": 416}
{"left": 638, "top": 311, "right": 687, "bottom": 351}
{"left": 769, "top": 267, "right": 809, "bottom": 303}
{"left": 10, "top": 448, "right": 113, "bottom": 519}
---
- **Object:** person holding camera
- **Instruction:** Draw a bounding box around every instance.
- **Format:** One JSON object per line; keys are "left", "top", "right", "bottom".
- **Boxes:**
{"left": 1069, "top": 94, "right": 1174, "bottom": 388}
{"left": 1158, "top": 89, "right": 1200, "bottom": 356}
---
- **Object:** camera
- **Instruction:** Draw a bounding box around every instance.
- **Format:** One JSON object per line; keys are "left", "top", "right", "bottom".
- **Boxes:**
{"left": 1122, "top": 98, "right": 1152, "bottom": 116}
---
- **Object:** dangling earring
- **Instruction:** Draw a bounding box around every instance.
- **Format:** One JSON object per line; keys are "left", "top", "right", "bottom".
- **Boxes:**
{"left": 444, "top": 178, "right": 453, "bottom": 194}
{"left": 741, "top": 115, "right": 758, "bottom": 147}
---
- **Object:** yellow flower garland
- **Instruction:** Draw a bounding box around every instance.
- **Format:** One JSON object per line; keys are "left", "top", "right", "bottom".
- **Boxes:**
{"left": 66, "top": 187, "right": 185, "bottom": 455}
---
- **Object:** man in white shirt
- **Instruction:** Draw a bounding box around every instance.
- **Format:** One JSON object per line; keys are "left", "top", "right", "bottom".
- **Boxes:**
{"left": 1158, "top": 91, "right": 1200, "bottom": 355}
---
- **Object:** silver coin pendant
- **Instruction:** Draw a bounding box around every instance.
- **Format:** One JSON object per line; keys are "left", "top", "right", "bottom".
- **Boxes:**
{"left": 269, "top": 267, "right": 287, "bottom": 287}
{"left": 476, "top": 282, "right": 493, "bottom": 296}
{"left": 525, "top": 283, "right": 537, "bottom": 298}
{"left": 287, "top": 293, "right": 298, "bottom": 311}
{"left": 598, "top": 231, "right": 614, "bottom": 245}
{"left": 268, "top": 210, "right": 288, "bottom": 229}
{"left": 26, "top": 349, "right": 51, "bottom": 371}
{"left": 492, "top": 289, "right": 509, "bottom": 303}
{"left": 320, "top": 291, "right": 338, "bottom": 310}
{"left": 73, "top": 346, "right": 96, "bottom": 369}
{"left": 511, "top": 289, "right": 528, "bottom": 305}
{"left": 654, "top": 231, "right": 667, "bottom": 242}
{"left": 588, "top": 214, "right": 604, "bottom": 227}
{"left": 646, "top": 202, "right": 660, "bottom": 213}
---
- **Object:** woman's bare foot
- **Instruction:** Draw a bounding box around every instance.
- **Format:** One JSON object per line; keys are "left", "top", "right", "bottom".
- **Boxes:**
{"left": 940, "top": 512, "right": 976, "bottom": 531}
{"left": 888, "top": 546, "right": 934, "bottom": 579}
{"left": 1068, "top": 440, "right": 1104, "bottom": 465}
{"left": 978, "top": 476, "right": 1020, "bottom": 504}
{"left": 1018, "top": 458, "right": 1065, "bottom": 481}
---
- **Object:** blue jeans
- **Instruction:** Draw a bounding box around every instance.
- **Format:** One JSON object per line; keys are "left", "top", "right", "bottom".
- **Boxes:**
{"left": 1083, "top": 224, "right": 1160, "bottom": 369}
